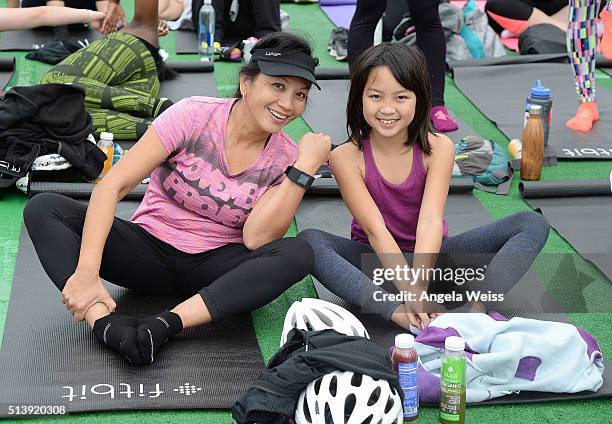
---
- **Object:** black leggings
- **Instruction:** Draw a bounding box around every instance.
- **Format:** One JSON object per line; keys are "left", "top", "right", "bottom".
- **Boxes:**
{"left": 22, "top": 0, "right": 97, "bottom": 8}
{"left": 23, "top": 193, "right": 313, "bottom": 322}
{"left": 484, "top": 0, "right": 568, "bottom": 33}
{"left": 192, "top": 0, "right": 281, "bottom": 44}
{"left": 348, "top": 0, "right": 446, "bottom": 106}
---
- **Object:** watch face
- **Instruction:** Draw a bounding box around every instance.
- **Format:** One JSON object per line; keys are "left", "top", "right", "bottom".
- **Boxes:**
{"left": 297, "top": 174, "right": 311, "bottom": 186}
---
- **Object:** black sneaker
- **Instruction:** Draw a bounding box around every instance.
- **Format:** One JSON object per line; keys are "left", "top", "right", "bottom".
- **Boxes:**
{"left": 328, "top": 27, "right": 349, "bottom": 61}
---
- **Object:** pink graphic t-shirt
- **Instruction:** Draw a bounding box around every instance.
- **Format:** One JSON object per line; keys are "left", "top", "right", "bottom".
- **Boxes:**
{"left": 131, "top": 97, "right": 298, "bottom": 253}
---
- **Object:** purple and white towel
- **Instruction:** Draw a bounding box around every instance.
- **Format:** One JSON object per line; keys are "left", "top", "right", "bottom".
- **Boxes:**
{"left": 414, "top": 312, "right": 605, "bottom": 403}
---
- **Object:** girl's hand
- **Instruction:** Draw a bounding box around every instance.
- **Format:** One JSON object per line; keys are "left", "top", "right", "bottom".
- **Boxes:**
{"left": 101, "top": 1, "right": 126, "bottom": 34}
{"left": 295, "top": 132, "right": 332, "bottom": 175}
{"left": 89, "top": 11, "right": 107, "bottom": 31}
{"left": 61, "top": 270, "right": 116, "bottom": 321}
{"left": 158, "top": 19, "right": 169, "bottom": 36}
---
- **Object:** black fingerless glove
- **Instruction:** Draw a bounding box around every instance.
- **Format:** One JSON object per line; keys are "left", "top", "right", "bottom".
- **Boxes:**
{"left": 136, "top": 310, "right": 183, "bottom": 365}
{"left": 92, "top": 313, "right": 142, "bottom": 365}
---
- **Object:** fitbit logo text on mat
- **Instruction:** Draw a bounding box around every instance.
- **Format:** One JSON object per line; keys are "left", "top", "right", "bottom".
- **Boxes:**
{"left": 60, "top": 382, "right": 203, "bottom": 402}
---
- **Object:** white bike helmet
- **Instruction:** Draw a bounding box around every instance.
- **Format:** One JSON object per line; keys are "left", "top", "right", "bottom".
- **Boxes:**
{"left": 281, "top": 298, "right": 369, "bottom": 346}
{"left": 295, "top": 371, "right": 403, "bottom": 424}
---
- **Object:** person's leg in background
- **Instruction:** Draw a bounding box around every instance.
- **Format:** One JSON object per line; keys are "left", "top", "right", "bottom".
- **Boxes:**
{"left": 408, "top": 0, "right": 458, "bottom": 132}
{"left": 485, "top": 0, "right": 569, "bottom": 34}
{"left": 40, "top": 33, "right": 169, "bottom": 139}
{"left": 566, "top": 0, "right": 601, "bottom": 132}
{"left": 347, "top": 0, "right": 387, "bottom": 68}
{"left": 250, "top": 0, "right": 281, "bottom": 39}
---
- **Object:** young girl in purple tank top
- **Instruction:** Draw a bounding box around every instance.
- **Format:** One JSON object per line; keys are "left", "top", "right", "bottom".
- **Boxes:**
{"left": 300, "top": 43, "right": 550, "bottom": 331}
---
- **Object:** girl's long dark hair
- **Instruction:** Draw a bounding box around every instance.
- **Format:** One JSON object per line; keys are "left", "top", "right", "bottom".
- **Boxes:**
{"left": 346, "top": 42, "right": 435, "bottom": 155}
{"left": 233, "top": 32, "right": 314, "bottom": 98}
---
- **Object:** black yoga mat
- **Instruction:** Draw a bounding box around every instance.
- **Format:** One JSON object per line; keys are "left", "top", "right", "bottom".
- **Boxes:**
{"left": 453, "top": 62, "right": 612, "bottom": 160}
{"left": 175, "top": 30, "right": 198, "bottom": 54}
{"left": 0, "top": 56, "right": 15, "bottom": 93}
{"left": 302, "top": 79, "right": 479, "bottom": 146}
{"left": 0, "top": 27, "right": 101, "bottom": 51}
{"left": 295, "top": 193, "right": 612, "bottom": 404}
{"left": 519, "top": 178, "right": 612, "bottom": 283}
{"left": 0, "top": 202, "right": 265, "bottom": 416}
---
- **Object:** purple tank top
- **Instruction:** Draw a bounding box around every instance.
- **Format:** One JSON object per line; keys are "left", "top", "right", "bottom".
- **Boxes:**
{"left": 350, "top": 138, "right": 449, "bottom": 252}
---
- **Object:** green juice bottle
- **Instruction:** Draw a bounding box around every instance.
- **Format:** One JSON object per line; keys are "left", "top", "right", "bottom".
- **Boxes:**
{"left": 439, "top": 336, "right": 466, "bottom": 424}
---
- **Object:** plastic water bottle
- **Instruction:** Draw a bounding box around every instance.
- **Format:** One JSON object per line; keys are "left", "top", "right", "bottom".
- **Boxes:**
{"left": 96, "top": 132, "right": 114, "bottom": 181}
{"left": 521, "top": 105, "right": 544, "bottom": 181}
{"left": 198, "top": 0, "right": 215, "bottom": 61}
{"left": 439, "top": 336, "right": 466, "bottom": 424}
{"left": 524, "top": 80, "right": 552, "bottom": 146}
{"left": 392, "top": 334, "right": 419, "bottom": 422}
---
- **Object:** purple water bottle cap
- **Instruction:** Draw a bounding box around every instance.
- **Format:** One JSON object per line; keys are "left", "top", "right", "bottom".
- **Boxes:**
{"left": 530, "top": 80, "right": 551, "bottom": 99}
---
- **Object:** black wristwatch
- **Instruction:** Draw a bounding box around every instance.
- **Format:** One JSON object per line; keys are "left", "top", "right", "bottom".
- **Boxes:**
{"left": 284, "top": 165, "right": 315, "bottom": 189}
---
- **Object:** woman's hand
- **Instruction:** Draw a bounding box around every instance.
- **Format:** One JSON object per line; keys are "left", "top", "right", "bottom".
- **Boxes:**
{"left": 61, "top": 270, "right": 116, "bottom": 321}
{"left": 295, "top": 132, "right": 332, "bottom": 175}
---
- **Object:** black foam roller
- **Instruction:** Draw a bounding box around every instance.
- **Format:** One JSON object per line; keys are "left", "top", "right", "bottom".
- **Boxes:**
{"left": 519, "top": 178, "right": 612, "bottom": 198}
{"left": 315, "top": 66, "right": 350, "bottom": 80}
{"left": 29, "top": 182, "right": 148, "bottom": 200}
{"left": 0, "top": 56, "right": 16, "bottom": 71}
{"left": 167, "top": 60, "right": 214, "bottom": 73}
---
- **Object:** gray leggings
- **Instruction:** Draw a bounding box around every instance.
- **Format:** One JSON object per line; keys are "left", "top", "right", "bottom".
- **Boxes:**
{"left": 298, "top": 211, "right": 549, "bottom": 320}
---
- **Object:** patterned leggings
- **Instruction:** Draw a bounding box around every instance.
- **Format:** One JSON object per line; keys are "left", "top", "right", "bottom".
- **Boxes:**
{"left": 41, "top": 32, "right": 165, "bottom": 140}
{"left": 568, "top": 0, "right": 611, "bottom": 102}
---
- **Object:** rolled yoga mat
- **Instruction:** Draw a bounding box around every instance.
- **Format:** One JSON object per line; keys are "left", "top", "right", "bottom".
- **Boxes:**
{"left": 295, "top": 194, "right": 612, "bottom": 404}
{"left": 0, "top": 202, "right": 266, "bottom": 415}
{"left": 0, "top": 27, "right": 101, "bottom": 51}
{"left": 29, "top": 182, "right": 149, "bottom": 200}
{"left": 452, "top": 61, "right": 612, "bottom": 160}
{"left": 0, "top": 56, "right": 15, "bottom": 93}
{"left": 308, "top": 175, "right": 476, "bottom": 196}
{"left": 519, "top": 177, "right": 612, "bottom": 199}
{"left": 302, "top": 78, "right": 480, "bottom": 146}
{"left": 519, "top": 175, "right": 612, "bottom": 283}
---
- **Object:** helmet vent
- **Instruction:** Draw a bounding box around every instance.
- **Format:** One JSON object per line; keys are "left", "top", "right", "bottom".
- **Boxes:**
{"left": 313, "top": 309, "right": 334, "bottom": 326}
{"left": 367, "top": 387, "right": 381, "bottom": 406}
{"left": 329, "top": 375, "right": 338, "bottom": 397}
{"left": 344, "top": 393, "right": 356, "bottom": 418}
{"left": 350, "top": 373, "right": 363, "bottom": 387}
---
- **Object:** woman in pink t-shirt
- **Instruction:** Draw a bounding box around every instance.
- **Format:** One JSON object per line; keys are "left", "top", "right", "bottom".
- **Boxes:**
{"left": 24, "top": 32, "right": 331, "bottom": 365}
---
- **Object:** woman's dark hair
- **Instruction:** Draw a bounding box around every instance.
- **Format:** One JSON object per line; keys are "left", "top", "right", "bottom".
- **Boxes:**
{"left": 346, "top": 42, "right": 434, "bottom": 155}
{"left": 233, "top": 32, "right": 314, "bottom": 98}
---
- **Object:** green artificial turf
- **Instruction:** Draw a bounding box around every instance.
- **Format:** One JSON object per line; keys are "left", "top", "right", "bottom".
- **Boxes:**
{"left": 0, "top": 1, "right": 610, "bottom": 422}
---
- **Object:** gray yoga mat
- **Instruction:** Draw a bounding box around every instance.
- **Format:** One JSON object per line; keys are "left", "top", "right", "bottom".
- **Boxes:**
{"left": 175, "top": 30, "right": 198, "bottom": 54}
{"left": 0, "top": 202, "right": 265, "bottom": 416}
{"left": 0, "top": 56, "right": 15, "bottom": 92}
{"left": 453, "top": 62, "right": 612, "bottom": 160}
{"left": 519, "top": 179, "right": 612, "bottom": 283}
{"left": 0, "top": 27, "right": 101, "bottom": 51}
{"left": 302, "top": 79, "right": 479, "bottom": 146}
{"left": 159, "top": 60, "right": 216, "bottom": 100}
{"left": 295, "top": 193, "right": 612, "bottom": 404}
